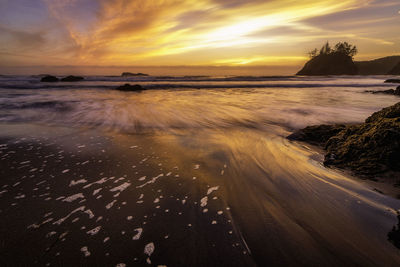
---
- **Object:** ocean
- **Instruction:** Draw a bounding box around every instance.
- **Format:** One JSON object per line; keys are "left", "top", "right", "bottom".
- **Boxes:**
{"left": 0, "top": 75, "right": 399, "bottom": 266}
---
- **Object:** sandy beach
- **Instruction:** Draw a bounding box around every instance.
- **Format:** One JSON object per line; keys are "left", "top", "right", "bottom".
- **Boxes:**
{"left": 0, "top": 119, "right": 399, "bottom": 266}
{"left": 0, "top": 123, "right": 255, "bottom": 266}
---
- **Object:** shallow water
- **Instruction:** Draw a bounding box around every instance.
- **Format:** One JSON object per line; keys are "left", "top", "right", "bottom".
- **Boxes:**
{"left": 0, "top": 75, "right": 400, "bottom": 266}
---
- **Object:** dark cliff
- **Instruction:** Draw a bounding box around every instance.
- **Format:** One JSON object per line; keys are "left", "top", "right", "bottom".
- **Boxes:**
{"left": 297, "top": 53, "right": 358, "bottom": 76}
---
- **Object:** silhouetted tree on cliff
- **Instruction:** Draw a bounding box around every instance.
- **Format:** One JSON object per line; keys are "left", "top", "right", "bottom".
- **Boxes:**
{"left": 334, "top": 42, "right": 358, "bottom": 58}
{"left": 308, "top": 41, "right": 358, "bottom": 58}
{"left": 319, "top": 42, "right": 332, "bottom": 56}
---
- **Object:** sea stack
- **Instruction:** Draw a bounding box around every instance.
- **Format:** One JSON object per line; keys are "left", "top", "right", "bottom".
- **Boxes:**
{"left": 297, "top": 52, "right": 358, "bottom": 75}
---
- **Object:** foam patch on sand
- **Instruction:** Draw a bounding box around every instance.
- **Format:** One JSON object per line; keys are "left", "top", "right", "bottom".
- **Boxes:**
{"left": 137, "top": 174, "right": 164, "bottom": 188}
{"left": 84, "top": 209, "right": 95, "bottom": 219}
{"left": 54, "top": 206, "right": 86, "bottom": 225}
{"left": 83, "top": 177, "right": 109, "bottom": 189}
{"left": 200, "top": 196, "right": 208, "bottom": 207}
{"left": 87, "top": 226, "right": 101, "bottom": 235}
{"left": 93, "top": 188, "right": 102, "bottom": 195}
{"left": 207, "top": 186, "right": 219, "bottom": 195}
{"left": 144, "top": 242, "right": 155, "bottom": 264}
{"left": 110, "top": 182, "right": 131, "bottom": 193}
{"left": 80, "top": 246, "right": 90, "bottom": 257}
{"left": 63, "top": 193, "right": 84, "bottom": 202}
{"left": 69, "top": 179, "right": 87, "bottom": 187}
{"left": 132, "top": 228, "right": 143, "bottom": 240}
{"left": 106, "top": 200, "right": 117, "bottom": 209}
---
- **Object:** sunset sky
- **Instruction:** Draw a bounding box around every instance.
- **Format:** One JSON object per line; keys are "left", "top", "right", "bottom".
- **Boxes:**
{"left": 0, "top": 0, "right": 399, "bottom": 74}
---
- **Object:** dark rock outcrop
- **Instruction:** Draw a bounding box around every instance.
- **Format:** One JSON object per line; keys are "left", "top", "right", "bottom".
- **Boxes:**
{"left": 366, "top": 102, "right": 400, "bottom": 123}
{"left": 287, "top": 124, "right": 346, "bottom": 146}
{"left": 115, "top": 84, "right": 144, "bottom": 92}
{"left": 60, "top": 75, "right": 84, "bottom": 82}
{"left": 297, "top": 52, "right": 358, "bottom": 76}
{"left": 388, "top": 213, "right": 400, "bottom": 249}
{"left": 288, "top": 102, "right": 400, "bottom": 176}
{"left": 385, "top": 79, "right": 400, "bottom": 84}
{"left": 40, "top": 75, "right": 59, "bottom": 82}
{"left": 121, "top": 72, "right": 149, "bottom": 77}
{"left": 366, "top": 87, "right": 400, "bottom": 96}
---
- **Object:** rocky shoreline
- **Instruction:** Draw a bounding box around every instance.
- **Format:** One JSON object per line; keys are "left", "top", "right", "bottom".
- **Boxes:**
{"left": 366, "top": 86, "right": 400, "bottom": 96}
{"left": 288, "top": 102, "right": 400, "bottom": 190}
{"left": 41, "top": 75, "right": 84, "bottom": 82}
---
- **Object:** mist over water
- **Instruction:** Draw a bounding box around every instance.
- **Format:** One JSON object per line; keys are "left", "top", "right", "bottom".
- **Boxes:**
{"left": 0, "top": 75, "right": 397, "bottom": 132}
{"left": 1, "top": 75, "right": 400, "bottom": 265}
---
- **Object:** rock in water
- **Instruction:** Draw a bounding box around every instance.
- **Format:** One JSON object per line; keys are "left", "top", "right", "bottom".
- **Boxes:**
{"left": 40, "top": 75, "right": 59, "bottom": 82}
{"left": 384, "top": 79, "right": 400, "bottom": 84}
{"left": 388, "top": 214, "right": 400, "bottom": 249}
{"left": 287, "top": 124, "right": 346, "bottom": 146}
{"left": 121, "top": 72, "right": 149, "bottom": 77}
{"left": 365, "top": 102, "right": 400, "bottom": 123}
{"left": 325, "top": 103, "right": 400, "bottom": 174}
{"left": 61, "top": 75, "right": 84, "bottom": 82}
{"left": 115, "top": 84, "right": 144, "bottom": 92}
{"left": 297, "top": 52, "right": 358, "bottom": 76}
{"left": 288, "top": 102, "right": 400, "bottom": 176}
{"left": 366, "top": 88, "right": 400, "bottom": 95}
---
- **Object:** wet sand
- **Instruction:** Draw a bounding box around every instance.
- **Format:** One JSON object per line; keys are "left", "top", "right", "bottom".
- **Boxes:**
{"left": 0, "top": 124, "right": 254, "bottom": 266}
{"left": 1, "top": 122, "right": 400, "bottom": 266}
